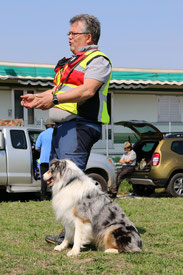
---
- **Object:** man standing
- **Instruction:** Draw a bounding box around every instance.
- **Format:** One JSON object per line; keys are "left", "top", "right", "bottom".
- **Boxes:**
{"left": 21, "top": 14, "right": 112, "bottom": 244}
{"left": 21, "top": 14, "right": 111, "bottom": 171}
{"left": 35, "top": 119, "right": 55, "bottom": 200}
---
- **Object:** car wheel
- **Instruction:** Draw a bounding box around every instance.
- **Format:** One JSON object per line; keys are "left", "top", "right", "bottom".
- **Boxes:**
{"left": 88, "top": 173, "right": 108, "bottom": 192}
{"left": 132, "top": 184, "right": 155, "bottom": 196}
{"left": 166, "top": 173, "right": 183, "bottom": 197}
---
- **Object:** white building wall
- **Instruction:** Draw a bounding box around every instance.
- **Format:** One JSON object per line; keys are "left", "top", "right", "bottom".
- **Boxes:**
{"left": 113, "top": 93, "right": 157, "bottom": 122}
{"left": 181, "top": 96, "right": 183, "bottom": 120}
{"left": 0, "top": 89, "right": 12, "bottom": 119}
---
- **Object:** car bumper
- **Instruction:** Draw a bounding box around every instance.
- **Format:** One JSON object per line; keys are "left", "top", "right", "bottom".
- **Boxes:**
{"left": 130, "top": 177, "right": 168, "bottom": 187}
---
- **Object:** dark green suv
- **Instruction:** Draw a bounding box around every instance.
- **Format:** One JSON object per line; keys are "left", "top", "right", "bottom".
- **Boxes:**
{"left": 115, "top": 120, "right": 183, "bottom": 197}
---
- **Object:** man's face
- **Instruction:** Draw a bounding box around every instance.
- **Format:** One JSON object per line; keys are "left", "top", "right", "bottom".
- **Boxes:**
{"left": 124, "top": 147, "right": 131, "bottom": 153}
{"left": 68, "top": 21, "right": 92, "bottom": 54}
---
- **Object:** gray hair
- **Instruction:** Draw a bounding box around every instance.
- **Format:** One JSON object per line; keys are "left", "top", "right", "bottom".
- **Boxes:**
{"left": 70, "top": 14, "right": 101, "bottom": 44}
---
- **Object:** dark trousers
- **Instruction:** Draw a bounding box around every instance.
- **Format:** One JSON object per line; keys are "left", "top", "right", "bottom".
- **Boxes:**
{"left": 114, "top": 166, "right": 135, "bottom": 192}
{"left": 50, "top": 118, "right": 101, "bottom": 171}
{"left": 40, "top": 163, "right": 49, "bottom": 197}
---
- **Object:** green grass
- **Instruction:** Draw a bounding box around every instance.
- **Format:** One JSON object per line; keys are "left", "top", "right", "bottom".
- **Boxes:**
{"left": 0, "top": 192, "right": 183, "bottom": 274}
{"left": 118, "top": 180, "right": 133, "bottom": 195}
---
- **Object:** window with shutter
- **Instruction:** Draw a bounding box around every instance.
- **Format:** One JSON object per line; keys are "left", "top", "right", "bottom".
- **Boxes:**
{"left": 158, "top": 96, "right": 181, "bottom": 122}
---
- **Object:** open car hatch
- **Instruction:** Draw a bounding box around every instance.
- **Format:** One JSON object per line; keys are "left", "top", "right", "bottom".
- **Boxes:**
{"left": 115, "top": 120, "right": 163, "bottom": 140}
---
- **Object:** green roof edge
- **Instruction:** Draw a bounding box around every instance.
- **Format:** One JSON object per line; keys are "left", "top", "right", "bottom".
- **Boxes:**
{"left": 1, "top": 65, "right": 183, "bottom": 82}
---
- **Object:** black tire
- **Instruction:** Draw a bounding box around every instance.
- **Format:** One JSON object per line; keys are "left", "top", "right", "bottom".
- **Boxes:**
{"left": 88, "top": 173, "right": 107, "bottom": 192}
{"left": 166, "top": 173, "right": 183, "bottom": 197}
{"left": 132, "top": 184, "right": 155, "bottom": 197}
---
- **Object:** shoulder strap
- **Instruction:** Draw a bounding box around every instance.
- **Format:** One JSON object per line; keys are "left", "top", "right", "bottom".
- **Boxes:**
{"left": 54, "top": 57, "right": 70, "bottom": 72}
{"left": 58, "top": 50, "right": 98, "bottom": 90}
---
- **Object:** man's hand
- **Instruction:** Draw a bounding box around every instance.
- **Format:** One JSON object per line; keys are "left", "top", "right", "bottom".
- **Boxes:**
{"left": 21, "top": 90, "right": 54, "bottom": 110}
{"left": 21, "top": 94, "right": 38, "bottom": 108}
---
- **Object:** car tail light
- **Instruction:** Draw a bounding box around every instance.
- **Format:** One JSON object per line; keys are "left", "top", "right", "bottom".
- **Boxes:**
{"left": 152, "top": 153, "right": 160, "bottom": 166}
{"left": 108, "top": 157, "right": 114, "bottom": 165}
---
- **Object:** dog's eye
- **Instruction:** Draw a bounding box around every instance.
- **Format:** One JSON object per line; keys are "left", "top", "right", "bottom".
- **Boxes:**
{"left": 50, "top": 165, "right": 55, "bottom": 173}
{"left": 51, "top": 167, "right": 55, "bottom": 172}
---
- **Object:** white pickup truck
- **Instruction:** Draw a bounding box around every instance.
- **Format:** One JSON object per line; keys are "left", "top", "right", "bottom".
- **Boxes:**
{"left": 0, "top": 126, "right": 116, "bottom": 193}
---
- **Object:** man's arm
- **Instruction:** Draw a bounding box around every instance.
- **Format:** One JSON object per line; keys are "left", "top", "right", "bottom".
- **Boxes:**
{"left": 20, "top": 79, "right": 103, "bottom": 110}
{"left": 119, "top": 157, "right": 132, "bottom": 164}
{"left": 120, "top": 151, "right": 136, "bottom": 164}
{"left": 35, "top": 134, "right": 42, "bottom": 151}
{"left": 20, "top": 55, "right": 111, "bottom": 110}
{"left": 121, "top": 158, "right": 132, "bottom": 164}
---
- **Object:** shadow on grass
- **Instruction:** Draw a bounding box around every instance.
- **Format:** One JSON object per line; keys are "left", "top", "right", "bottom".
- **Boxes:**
{"left": 150, "top": 189, "right": 171, "bottom": 198}
{"left": 0, "top": 189, "right": 51, "bottom": 202}
{"left": 118, "top": 181, "right": 172, "bottom": 199}
{"left": 0, "top": 187, "right": 172, "bottom": 203}
{"left": 137, "top": 227, "right": 146, "bottom": 234}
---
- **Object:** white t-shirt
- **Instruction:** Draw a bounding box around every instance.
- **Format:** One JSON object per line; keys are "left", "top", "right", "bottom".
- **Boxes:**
{"left": 121, "top": 150, "right": 136, "bottom": 166}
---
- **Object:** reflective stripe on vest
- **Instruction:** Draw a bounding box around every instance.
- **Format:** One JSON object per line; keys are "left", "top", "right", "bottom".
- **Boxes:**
{"left": 53, "top": 50, "right": 112, "bottom": 123}
{"left": 55, "top": 83, "right": 78, "bottom": 114}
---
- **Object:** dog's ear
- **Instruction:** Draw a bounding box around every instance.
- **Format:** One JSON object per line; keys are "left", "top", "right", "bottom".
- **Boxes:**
{"left": 59, "top": 160, "right": 67, "bottom": 175}
{"left": 49, "top": 159, "right": 67, "bottom": 178}
{"left": 50, "top": 159, "right": 59, "bottom": 166}
{"left": 49, "top": 159, "right": 60, "bottom": 174}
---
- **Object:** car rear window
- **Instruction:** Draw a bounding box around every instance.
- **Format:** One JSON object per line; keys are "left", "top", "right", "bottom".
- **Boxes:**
{"left": 171, "top": 141, "right": 183, "bottom": 155}
{"left": 141, "top": 142, "right": 156, "bottom": 152}
{"left": 10, "top": 130, "right": 27, "bottom": 149}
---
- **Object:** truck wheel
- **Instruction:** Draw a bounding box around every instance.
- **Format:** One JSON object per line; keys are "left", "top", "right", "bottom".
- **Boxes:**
{"left": 166, "top": 173, "right": 183, "bottom": 197}
{"left": 88, "top": 173, "right": 107, "bottom": 192}
{"left": 132, "top": 184, "right": 154, "bottom": 197}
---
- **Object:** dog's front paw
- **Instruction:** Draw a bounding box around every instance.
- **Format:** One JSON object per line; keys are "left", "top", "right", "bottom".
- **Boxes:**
{"left": 54, "top": 245, "right": 64, "bottom": 251}
{"left": 54, "top": 243, "right": 67, "bottom": 252}
{"left": 54, "top": 240, "right": 69, "bottom": 252}
{"left": 67, "top": 249, "right": 80, "bottom": 257}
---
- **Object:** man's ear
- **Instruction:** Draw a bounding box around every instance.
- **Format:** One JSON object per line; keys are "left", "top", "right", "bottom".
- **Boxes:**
{"left": 86, "top": 33, "right": 93, "bottom": 44}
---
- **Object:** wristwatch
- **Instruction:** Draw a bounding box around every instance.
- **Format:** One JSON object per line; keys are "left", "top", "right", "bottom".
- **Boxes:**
{"left": 52, "top": 94, "right": 59, "bottom": 105}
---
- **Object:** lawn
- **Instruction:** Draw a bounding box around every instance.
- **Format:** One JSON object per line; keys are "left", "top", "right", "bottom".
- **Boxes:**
{"left": 0, "top": 189, "right": 183, "bottom": 274}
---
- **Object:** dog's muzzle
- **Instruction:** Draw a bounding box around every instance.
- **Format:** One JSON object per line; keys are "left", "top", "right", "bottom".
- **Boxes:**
{"left": 43, "top": 171, "right": 54, "bottom": 186}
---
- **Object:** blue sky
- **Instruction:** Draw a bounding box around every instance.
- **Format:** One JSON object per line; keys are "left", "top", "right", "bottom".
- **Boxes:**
{"left": 0, "top": 0, "right": 183, "bottom": 69}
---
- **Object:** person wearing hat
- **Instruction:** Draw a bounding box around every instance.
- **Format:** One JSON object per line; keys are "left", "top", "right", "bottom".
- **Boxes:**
{"left": 108, "top": 141, "right": 136, "bottom": 199}
{"left": 35, "top": 119, "right": 55, "bottom": 200}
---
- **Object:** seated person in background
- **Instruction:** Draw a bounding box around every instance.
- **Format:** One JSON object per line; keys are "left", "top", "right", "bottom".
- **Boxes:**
{"left": 108, "top": 141, "right": 136, "bottom": 199}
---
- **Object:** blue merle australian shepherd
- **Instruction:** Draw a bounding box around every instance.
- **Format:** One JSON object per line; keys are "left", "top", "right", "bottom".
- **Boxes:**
{"left": 44, "top": 159, "right": 142, "bottom": 256}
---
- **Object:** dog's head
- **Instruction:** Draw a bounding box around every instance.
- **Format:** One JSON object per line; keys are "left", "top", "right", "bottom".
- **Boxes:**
{"left": 43, "top": 158, "right": 82, "bottom": 188}
{"left": 43, "top": 159, "right": 67, "bottom": 187}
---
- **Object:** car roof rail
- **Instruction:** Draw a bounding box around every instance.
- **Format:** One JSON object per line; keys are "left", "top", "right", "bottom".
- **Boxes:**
{"left": 164, "top": 132, "right": 183, "bottom": 138}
